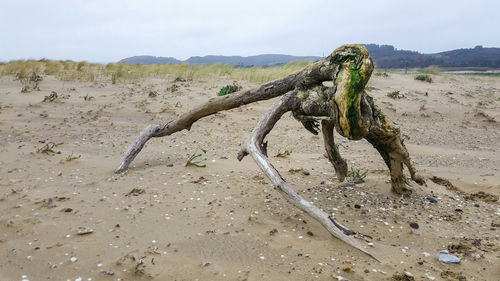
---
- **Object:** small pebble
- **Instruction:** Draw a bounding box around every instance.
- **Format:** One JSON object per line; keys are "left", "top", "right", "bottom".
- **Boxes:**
{"left": 70, "top": 257, "right": 78, "bottom": 263}
{"left": 425, "top": 196, "right": 437, "bottom": 203}
{"left": 302, "top": 170, "right": 310, "bottom": 176}
{"left": 435, "top": 253, "right": 460, "bottom": 264}
{"left": 354, "top": 204, "right": 361, "bottom": 209}
{"left": 409, "top": 222, "right": 419, "bottom": 229}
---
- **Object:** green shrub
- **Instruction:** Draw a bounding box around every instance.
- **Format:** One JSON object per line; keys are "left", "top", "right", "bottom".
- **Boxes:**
{"left": 415, "top": 74, "right": 432, "bottom": 83}
{"left": 21, "top": 86, "right": 31, "bottom": 93}
{"left": 350, "top": 167, "right": 367, "bottom": 181}
{"left": 374, "top": 72, "right": 389, "bottom": 77}
{"left": 217, "top": 82, "right": 241, "bottom": 96}
{"left": 275, "top": 149, "right": 292, "bottom": 158}
{"left": 42, "top": 91, "right": 58, "bottom": 102}
{"left": 387, "top": 90, "right": 403, "bottom": 99}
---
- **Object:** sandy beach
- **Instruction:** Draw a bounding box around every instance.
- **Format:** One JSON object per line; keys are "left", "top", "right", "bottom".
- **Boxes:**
{"left": 0, "top": 72, "right": 499, "bottom": 281}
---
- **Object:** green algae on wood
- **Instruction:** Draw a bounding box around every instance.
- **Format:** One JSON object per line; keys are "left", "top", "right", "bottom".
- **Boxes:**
{"left": 332, "top": 45, "right": 373, "bottom": 140}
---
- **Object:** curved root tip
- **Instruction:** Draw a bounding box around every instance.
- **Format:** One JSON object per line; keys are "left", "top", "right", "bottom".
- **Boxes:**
{"left": 413, "top": 174, "right": 426, "bottom": 185}
{"left": 365, "top": 252, "right": 380, "bottom": 262}
{"left": 114, "top": 168, "right": 125, "bottom": 174}
{"left": 237, "top": 148, "right": 249, "bottom": 161}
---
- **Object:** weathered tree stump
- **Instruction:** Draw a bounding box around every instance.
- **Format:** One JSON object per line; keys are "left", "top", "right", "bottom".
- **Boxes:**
{"left": 116, "top": 44, "right": 425, "bottom": 260}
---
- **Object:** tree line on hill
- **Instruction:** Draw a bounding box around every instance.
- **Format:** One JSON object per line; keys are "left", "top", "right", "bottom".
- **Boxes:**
{"left": 364, "top": 44, "right": 500, "bottom": 68}
{"left": 119, "top": 44, "right": 500, "bottom": 69}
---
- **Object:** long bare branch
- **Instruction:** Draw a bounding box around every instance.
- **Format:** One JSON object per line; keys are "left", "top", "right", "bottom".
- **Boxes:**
{"left": 240, "top": 93, "right": 378, "bottom": 260}
{"left": 116, "top": 59, "right": 335, "bottom": 173}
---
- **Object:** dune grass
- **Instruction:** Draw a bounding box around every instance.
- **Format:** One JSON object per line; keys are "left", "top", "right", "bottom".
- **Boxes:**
{"left": 0, "top": 59, "right": 312, "bottom": 84}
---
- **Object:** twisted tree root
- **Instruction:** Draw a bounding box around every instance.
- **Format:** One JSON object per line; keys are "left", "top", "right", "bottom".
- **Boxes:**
{"left": 115, "top": 44, "right": 425, "bottom": 260}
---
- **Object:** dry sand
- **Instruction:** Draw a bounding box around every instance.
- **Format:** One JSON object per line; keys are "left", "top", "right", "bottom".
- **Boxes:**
{"left": 0, "top": 73, "right": 499, "bottom": 281}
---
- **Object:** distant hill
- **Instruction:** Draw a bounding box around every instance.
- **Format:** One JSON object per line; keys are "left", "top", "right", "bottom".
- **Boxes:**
{"left": 119, "top": 45, "right": 500, "bottom": 68}
{"left": 119, "top": 55, "right": 181, "bottom": 65}
{"left": 365, "top": 44, "right": 500, "bottom": 68}
{"left": 119, "top": 54, "right": 322, "bottom": 67}
{"left": 185, "top": 54, "right": 323, "bottom": 67}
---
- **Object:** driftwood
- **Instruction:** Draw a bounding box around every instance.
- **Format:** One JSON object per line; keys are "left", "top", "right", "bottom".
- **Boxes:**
{"left": 116, "top": 44, "right": 425, "bottom": 259}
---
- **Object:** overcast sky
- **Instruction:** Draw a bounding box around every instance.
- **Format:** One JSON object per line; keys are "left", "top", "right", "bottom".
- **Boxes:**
{"left": 1, "top": 0, "right": 499, "bottom": 62}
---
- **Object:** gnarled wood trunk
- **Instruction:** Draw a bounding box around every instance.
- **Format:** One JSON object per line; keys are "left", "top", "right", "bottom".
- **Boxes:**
{"left": 116, "top": 44, "right": 424, "bottom": 260}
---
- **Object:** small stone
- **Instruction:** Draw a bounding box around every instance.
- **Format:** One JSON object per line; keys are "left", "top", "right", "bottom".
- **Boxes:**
{"left": 302, "top": 170, "right": 310, "bottom": 176}
{"left": 425, "top": 272, "right": 436, "bottom": 280}
{"left": 269, "top": 228, "right": 278, "bottom": 236}
{"left": 354, "top": 204, "right": 361, "bottom": 209}
{"left": 202, "top": 262, "right": 211, "bottom": 267}
{"left": 342, "top": 266, "right": 351, "bottom": 271}
{"left": 76, "top": 226, "right": 93, "bottom": 235}
{"left": 435, "top": 253, "right": 461, "bottom": 264}
{"left": 409, "top": 222, "right": 419, "bottom": 229}
{"left": 101, "top": 270, "right": 114, "bottom": 275}
{"left": 306, "top": 231, "right": 314, "bottom": 236}
{"left": 425, "top": 196, "right": 437, "bottom": 203}
{"left": 70, "top": 257, "right": 78, "bottom": 263}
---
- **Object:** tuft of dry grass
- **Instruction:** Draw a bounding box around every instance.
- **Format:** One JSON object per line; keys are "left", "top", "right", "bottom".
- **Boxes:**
{"left": 0, "top": 59, "right": 313, "bottom": 84}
